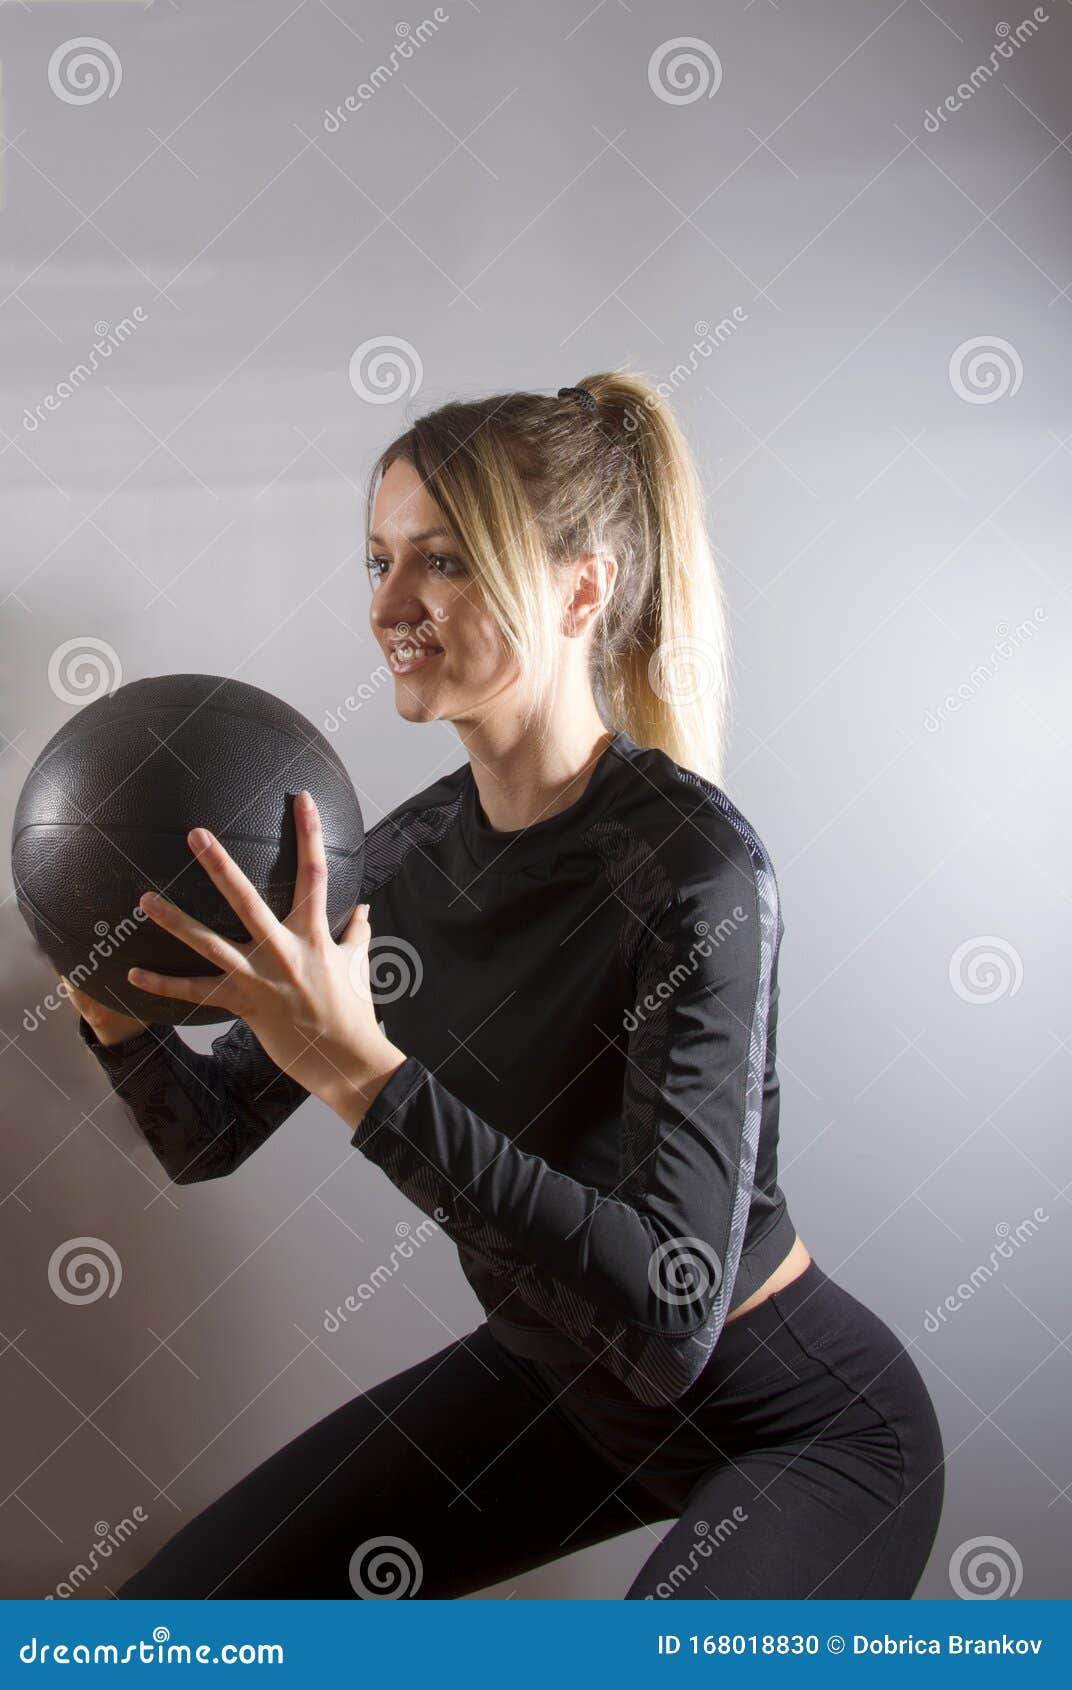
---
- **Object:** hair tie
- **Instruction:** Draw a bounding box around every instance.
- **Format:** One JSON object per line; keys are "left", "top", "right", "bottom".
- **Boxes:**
{"left": 557, "top": 385, "right": 600, "bottom": 416}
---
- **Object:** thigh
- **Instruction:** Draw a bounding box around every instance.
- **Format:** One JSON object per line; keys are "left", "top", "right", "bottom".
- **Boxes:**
{"left": 118, "top": 1323, "right": 664, "bottom": 1599}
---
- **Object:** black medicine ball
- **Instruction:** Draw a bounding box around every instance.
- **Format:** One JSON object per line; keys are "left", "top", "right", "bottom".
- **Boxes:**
{"left": 11, "top": 673, "right": 365, "bottom": 1026}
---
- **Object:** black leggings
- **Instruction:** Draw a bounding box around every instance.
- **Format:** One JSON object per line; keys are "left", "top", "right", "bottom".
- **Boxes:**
{"left": 117, "top": 1260, "right": 945, "bottom": 1600}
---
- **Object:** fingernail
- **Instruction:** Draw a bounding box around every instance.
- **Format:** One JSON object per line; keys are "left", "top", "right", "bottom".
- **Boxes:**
{"left": 190, "top": 827, "right": 212, "bottom": 849}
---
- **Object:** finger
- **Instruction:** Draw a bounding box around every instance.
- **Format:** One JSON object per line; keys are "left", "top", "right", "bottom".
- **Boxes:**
{"left": 284, "top": 790, "right": 329, "bottom": 939}
{"left": 340, "top": 901, "right": 371, "bottom": 948}
{"left": 187, "top": 827, "right": 279, "bottom": 947}
{"left": 138, "top": 890, "right": 251, "bottom": 975}
{"left": 127, "top": 964, "right": 238, "bottom": 1009}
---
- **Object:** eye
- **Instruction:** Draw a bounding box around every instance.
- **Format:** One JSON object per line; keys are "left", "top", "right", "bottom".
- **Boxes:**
{"left": 365, "top": 556, "right": 390, "bottom": 581}
{"left": 428, "top": 553, "right": 465, "bottom": 577}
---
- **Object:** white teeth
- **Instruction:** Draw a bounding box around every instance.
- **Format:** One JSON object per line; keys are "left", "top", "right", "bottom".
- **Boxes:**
{"left": 392, "top": 644, "right": 442, "bottom": 663}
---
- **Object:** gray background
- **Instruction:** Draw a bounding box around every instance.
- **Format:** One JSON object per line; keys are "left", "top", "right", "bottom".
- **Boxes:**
{"left": 1, "top": 0, "right": 1069, "bottom": 1601}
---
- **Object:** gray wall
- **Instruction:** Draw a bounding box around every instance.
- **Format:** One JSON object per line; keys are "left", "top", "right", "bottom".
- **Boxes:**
{"left": 2, "top": 0, "right": 1069, "bottom": 1601}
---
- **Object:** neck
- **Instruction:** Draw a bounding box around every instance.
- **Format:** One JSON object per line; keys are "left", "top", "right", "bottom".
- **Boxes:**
{"left": 455, "top": 706, "right": 614, "bottom": 835}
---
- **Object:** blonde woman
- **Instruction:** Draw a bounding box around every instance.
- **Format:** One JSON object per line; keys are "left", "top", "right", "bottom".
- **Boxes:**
{"left": 71, "top": 373, "right": 945, "bottom": 1599}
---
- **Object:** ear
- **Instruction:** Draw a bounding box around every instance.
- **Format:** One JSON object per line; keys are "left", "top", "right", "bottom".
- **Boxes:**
{"left": 563, "top": 553, "right": 617, "bottom": 637}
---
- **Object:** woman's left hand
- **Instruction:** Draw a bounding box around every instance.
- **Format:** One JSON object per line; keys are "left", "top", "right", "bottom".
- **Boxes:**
{"left": 127, "top": 790, "right": 406, "bottom": 1127}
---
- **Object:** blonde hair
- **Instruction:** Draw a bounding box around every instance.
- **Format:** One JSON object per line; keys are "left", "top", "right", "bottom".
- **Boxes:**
{"left": 367, "top": 368, "right": 730, "bottom": 783}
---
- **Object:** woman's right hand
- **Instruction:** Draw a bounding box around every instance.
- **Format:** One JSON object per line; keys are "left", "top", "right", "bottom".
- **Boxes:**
{"left": 59, "top": 974, "right": 149, "bottom": 1047}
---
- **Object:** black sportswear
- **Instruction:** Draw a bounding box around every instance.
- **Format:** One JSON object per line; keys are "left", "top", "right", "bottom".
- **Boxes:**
{"left": 78, "top": 729, "right": 798, "bottom": 1407}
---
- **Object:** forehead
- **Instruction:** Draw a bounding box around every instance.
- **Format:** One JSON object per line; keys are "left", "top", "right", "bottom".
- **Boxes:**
{"left": 370, "top": 457, "right": 452, "bottom": 544}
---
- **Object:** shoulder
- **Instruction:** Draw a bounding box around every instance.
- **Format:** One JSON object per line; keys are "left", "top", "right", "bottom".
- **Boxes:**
{"left": 597, "top": 736, "right": 780, "bottom": 926}
{"left": 361, "top": 759, "right": 468, "bottom": 896}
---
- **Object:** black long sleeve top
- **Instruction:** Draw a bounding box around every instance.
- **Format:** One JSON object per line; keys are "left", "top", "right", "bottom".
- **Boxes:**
{"left": 78, "top": 729, "right": 797, "bottom": 1406}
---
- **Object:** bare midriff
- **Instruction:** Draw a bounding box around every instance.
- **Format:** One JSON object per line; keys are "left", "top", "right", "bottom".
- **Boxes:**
{"left": 724, "top": 1233, "right": 812, "bottom": 1322}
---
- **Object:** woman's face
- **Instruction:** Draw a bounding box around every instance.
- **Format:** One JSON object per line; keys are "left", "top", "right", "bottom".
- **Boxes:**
{"left": 367, "top": 455, "right": 519, "bottom": 728}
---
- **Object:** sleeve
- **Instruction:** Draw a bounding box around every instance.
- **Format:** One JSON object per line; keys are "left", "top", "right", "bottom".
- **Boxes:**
{"left": 77, "top": 1013, "right": 310, "bottom": 1185}
{"left": 349, "top": 826, "right": 782, "bottom": 1406}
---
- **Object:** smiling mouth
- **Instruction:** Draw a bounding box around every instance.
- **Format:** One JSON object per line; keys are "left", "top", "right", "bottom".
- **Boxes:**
{"left": 389, "top": 643, "right": 444, "bottom": 674}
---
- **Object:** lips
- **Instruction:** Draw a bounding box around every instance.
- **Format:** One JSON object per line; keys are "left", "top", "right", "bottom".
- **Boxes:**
{"left": 388, "top": 642, "right": 444, "bottom": 674}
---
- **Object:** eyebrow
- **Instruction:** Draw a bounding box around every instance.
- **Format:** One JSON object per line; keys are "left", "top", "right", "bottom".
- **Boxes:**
{"left": 367, "top": 526, "right": 457, "bottom": 548}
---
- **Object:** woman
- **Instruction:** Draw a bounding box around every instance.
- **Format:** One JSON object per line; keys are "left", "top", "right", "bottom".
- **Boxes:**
{"left": 68, "top": 372, "right": 945, "bottom": 1600}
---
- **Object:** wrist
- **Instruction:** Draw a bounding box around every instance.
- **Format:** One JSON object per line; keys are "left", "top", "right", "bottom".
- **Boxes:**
{"left": 324, "top": 1035, "right": 407, "bottom": 1131}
